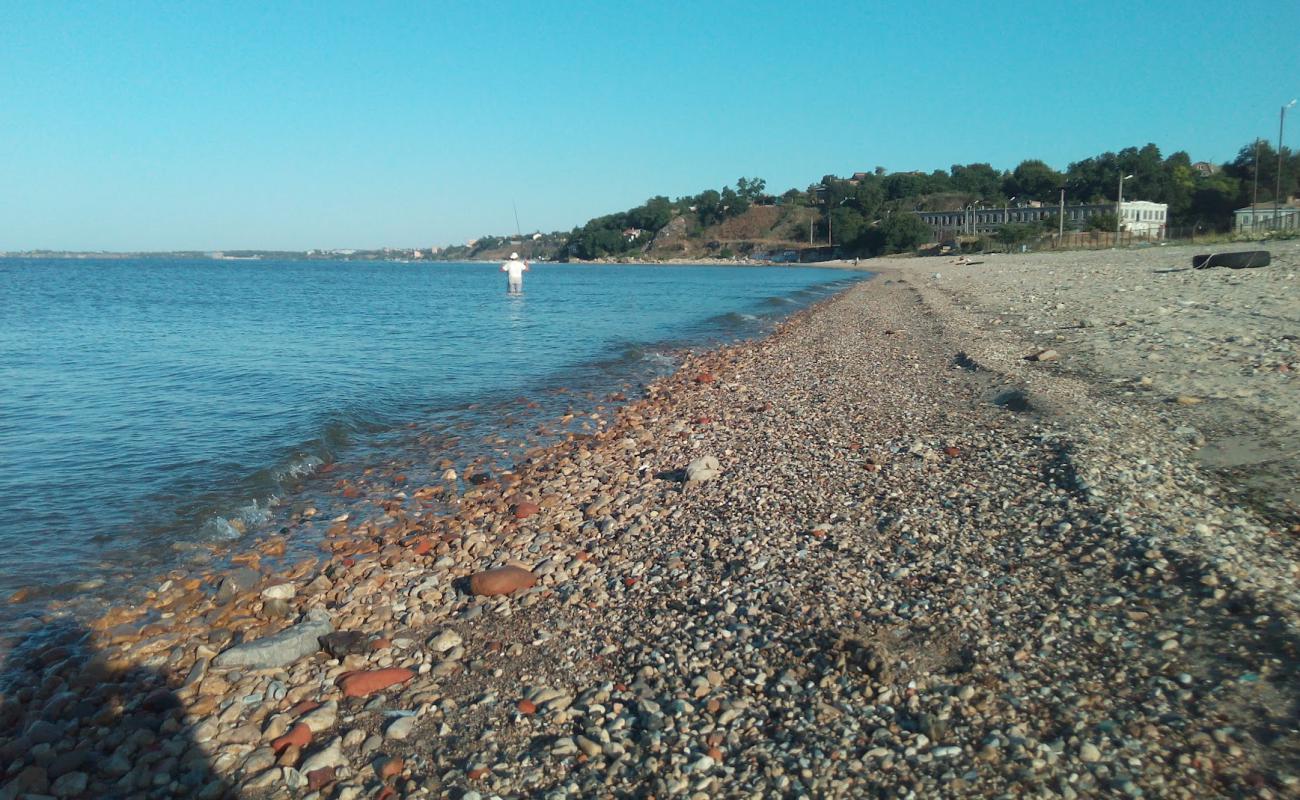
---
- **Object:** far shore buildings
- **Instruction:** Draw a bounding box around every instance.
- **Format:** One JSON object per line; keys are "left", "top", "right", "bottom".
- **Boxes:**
{"left": 915, "top": 200, "right": 1168, "bottom": 239}
{"left": 1234, "top": 200, "right": 1300, "bottom": 232}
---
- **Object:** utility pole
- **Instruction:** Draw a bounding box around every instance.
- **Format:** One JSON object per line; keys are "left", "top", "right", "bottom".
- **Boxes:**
{"left": 1116, "top": 173, "right": 1133, "bottom": 243}
{"left": 1276, "top": 100, "right": 1296, "bottom": 231}
{"left": 1252, "top": 137, "right": 1261, "bottom": 231}
{"left": 1058, "top": 187, "right": 1065, "bottom": 239}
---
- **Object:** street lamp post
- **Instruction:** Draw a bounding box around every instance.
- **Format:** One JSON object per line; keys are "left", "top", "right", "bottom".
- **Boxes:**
{"left": 1057, "top": 186, "right": 1066, "bottom": 239}
{"left": 1004, "top": 195, "right": 1016, "bottom": 225}
{"left": 1116, "top": 173, "right": 1134, "bottom": 242}
{"left": 1276, "top": 99, "right": 1296, "bottom": 231}
{"left": 1252, "top": 137, "right": 1261, "bottom": 231}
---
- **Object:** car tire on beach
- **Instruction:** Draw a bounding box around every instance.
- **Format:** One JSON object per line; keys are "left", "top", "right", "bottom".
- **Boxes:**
{"left": 1191, "top": 250, "right": 1271, "bottom": 270}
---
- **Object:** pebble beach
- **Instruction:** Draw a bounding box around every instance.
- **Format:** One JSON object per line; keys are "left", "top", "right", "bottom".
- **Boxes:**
{"left": 2, "top": 242, "right": 1299, "bottom": 799}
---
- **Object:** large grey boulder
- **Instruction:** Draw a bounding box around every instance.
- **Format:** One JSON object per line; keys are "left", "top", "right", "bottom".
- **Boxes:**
{"left": 213, "top": 609, "right": 332, "bottom": 669}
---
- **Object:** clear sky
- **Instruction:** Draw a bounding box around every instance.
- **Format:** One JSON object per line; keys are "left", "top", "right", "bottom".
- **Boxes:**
{"left": 2, "top": 0, "right": 1298, "bottom": 251}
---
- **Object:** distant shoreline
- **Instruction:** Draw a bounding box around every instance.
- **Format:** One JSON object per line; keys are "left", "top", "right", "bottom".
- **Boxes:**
{"left": 0, "top": 251, "right": 879, "bottom": 270}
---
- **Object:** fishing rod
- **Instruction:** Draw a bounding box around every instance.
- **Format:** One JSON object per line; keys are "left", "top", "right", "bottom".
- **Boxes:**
{"left": 513, "top": 201, "right": 526, "bottom": 262}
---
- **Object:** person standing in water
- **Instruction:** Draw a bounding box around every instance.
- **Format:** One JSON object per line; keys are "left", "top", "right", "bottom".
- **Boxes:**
{"left": 501, "top": 252, "right": 528, "bottom": 294}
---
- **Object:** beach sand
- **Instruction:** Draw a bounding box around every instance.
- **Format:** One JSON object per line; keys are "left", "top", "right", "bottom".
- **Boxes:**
{"left": 1, "top": 242, "right": 1297, "bottom": 798}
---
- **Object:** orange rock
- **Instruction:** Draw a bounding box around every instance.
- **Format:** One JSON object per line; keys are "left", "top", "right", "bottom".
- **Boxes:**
{"left": 406, "top": 537, "right": 432, "bottom": 555}
{"left": 272, "top": 723, "right": 312, "bottom": 754}
{"left": 289, "top": 700, "right": 321, "bottom": 716}
{"left": 306, "top": 766, "right": 337, "bottom": 791}
{"left": 338, "top": 668, "right": 415, "bottom": 698}
{"left": 516, "top": 699, "right": 537, "bottom": 715}
{"left": 944, "top": 446, "right": 961, "bottom": 457}
{"left": 695, "top": 372, "right": 716, "bottom": 384}
{"left": 575, "top": 551, "right": 591, "bottom": 562}
{"left": 370, "top": 638, "right": 392, "bottom": 651}
{"left": 512, "top": 501, "right": 540, "bottom": 520}
{"left": 708, "top": 746, "right": 723, "bottom": 761}
{"left": 468, "top": 566, "right": 537, "bottom": 596}
{"left": 377, "top": 788, "right": 396, "bottom": 800}
{"left": 468, "top": 768, "right": 488, "bottom": 780}
{"left": 378, "top": 757, "right": 405, "bottom": 780}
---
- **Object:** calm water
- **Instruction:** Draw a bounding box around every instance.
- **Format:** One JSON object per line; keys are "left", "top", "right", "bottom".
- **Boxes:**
{"left": 0, "top": 258, "right": 863, "bottom": 628}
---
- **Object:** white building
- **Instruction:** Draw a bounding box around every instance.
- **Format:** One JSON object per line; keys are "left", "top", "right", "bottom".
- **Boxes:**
{"left": 1234, "top": 202, "right": 1300, "bottom": 232}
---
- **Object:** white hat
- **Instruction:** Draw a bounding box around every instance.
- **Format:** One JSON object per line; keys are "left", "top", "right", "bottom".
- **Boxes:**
{"left": 510, "top": 252, "right": 519, "bottom": 259}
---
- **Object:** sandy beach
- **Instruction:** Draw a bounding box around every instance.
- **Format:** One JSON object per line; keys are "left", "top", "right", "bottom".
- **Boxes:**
{"left": 2, "top": 242, "right": 1298, "bottom": 799}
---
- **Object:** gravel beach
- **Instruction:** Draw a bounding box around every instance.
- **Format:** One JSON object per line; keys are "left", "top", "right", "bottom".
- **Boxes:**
{"left": 2, "top": 242, "right": 1298, "bottom": 799}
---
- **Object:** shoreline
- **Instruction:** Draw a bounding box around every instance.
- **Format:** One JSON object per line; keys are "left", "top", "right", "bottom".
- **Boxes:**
{"left": 0, "top": 266, "right": 864, "bottom": 633}
{"left": 2, "top": 245, "right": 1298, "bottom": 797}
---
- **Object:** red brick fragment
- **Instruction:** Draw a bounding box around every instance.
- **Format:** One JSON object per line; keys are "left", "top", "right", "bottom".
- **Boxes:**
{"left": 337, "top": 668, "right": 414, "bottom": 698}
{"left": 271, "top": 723, "right": 311, "bottom": 754}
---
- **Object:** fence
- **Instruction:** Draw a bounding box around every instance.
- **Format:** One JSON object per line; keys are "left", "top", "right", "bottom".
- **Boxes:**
{"left": 1028, "top": 224, "right": 1234, "bottom": 251}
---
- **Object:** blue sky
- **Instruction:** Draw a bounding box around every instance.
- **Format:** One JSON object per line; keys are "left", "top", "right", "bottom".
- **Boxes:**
{"left": 2, "top": 0, "right": 1297, "bottom": 251}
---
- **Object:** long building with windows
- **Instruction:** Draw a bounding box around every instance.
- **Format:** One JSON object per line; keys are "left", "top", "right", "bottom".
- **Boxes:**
{"left": 916, "top": 200, "right": 1168, "bottom": 239}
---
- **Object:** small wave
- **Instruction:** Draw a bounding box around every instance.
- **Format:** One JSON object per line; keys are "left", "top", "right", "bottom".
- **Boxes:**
{"left": 641, "top": 351, "right": 675, "bottom": 367}
{"left": 272, "top": 454, "right": 324, "bottom": 483}
{"left": 763, "top": 296, "right": 796, "bottom": 306}
{"left": 708, "top": 311, "right": 761, "bottom": 327}
{"left": 198, "top": 497, "right": 274, "bottom": 541}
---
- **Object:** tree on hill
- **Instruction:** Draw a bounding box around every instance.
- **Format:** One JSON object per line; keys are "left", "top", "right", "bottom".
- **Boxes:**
{"left": 628, "top": 196, "right": 674, "bottom": 231}
{"left": 880, "top": 212, "right": 931, "bottom": 253}
{"left": 950, "top": 163, "right": 1003, "bottom": 200}
{"left": 1225, "top": 140, "right": 1299, "bottom": 203}
{"left": 736, "top": 177, "right": 767, "bottom": 202}
{"left": 1004, "top": 159, "right": 1063, "bottom": 202}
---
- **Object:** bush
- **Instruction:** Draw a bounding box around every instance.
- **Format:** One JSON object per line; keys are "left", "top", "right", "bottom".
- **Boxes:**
{"left": 880, "top": 213, "right": 931, "bottom": 254}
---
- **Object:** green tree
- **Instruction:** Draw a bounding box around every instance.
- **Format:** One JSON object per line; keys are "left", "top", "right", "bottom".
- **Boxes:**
{"left": 1225, "top": 140, "right": 1299, "bottom": 204}
{"left": 883, "top": 172, "right": 925, "bottom": 200}
{"left": 736, "top": 177, "right": 767, "bottom": 202}
{"left": 950, "top": 163, "right": 1003, "bottom": 200}
{"left": 995, "top": 223, "right": 1035, "bottom": 252}
{"left": 1161, "top": 151, "right": 1195, "bottom": 222}
{"left": 828, "top": 206, "right": 868, "bottom": 247}
{"left": 1187, "top": 173, "right": 1242, "bottom": 229}
{"left": 628, "top": 196, "right": 674, "bottom": 231}
{"left": 781, "top": 188, "right": 808, "bottom": 206}
{"left": 879, "top": 212, "right": 931, "bottom": 253}
{"left": 694, "top": 190, "right": 724, "bottom": 226}
{"left": 1005, "top": 159, "right": 1063, "bottom": 202}
{"left": 720, "top": 186, "right": 748, "bottom": 217}
{"left": 1085, "top": 211, "right": 1117, "bottom": 231}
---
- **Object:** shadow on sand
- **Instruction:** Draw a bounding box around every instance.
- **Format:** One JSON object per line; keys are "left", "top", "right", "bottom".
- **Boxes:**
{"left": 0, "top": 618, "right": 233, "bottom": 799}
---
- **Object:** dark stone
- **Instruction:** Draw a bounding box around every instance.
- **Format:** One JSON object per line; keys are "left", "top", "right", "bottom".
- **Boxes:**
{"left": 215, "top": 567, "right": 261, "bottom": 604}
{"left": 318, "top": 630, "right": 368, "bottom": 659}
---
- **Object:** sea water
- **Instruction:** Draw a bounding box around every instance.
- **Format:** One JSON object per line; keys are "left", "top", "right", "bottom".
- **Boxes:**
{"left": 0, "top": 258, "right": 863, "bottom": 630}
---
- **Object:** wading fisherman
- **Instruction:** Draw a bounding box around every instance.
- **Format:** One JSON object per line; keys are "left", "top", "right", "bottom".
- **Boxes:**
{"left": 501, "top": 251, "right": 528, "bottom": 294}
